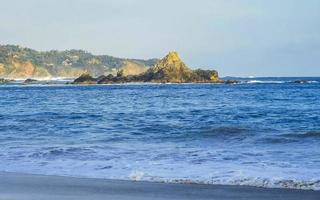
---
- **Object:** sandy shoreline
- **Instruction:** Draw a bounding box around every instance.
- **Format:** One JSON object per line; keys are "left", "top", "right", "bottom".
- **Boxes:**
{"left": 0, "top": 172, "right": 319, "bottom": 200}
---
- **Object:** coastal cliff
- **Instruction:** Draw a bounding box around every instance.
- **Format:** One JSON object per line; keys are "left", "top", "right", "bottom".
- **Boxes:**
{"left": 0, "top": 45, "right": 157, "bottom": 79}
{"left": 74, "top": 52, "right": 221, "bottom": 84}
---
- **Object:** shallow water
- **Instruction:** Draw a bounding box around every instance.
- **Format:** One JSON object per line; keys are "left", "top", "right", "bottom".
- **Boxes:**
{"left": 0, "top": 79, "right": 320, "bottom": 189}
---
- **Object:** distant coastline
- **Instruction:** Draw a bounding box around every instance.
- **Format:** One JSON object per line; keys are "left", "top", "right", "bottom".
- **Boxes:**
{"left": 0, "top": 45, "right": 222, "bottom": 84}
{"left": 0, "top": 44, "right": 158, "bottom": 79}
{"left": 1, "top": 45, "right": 319, "bottom": 85}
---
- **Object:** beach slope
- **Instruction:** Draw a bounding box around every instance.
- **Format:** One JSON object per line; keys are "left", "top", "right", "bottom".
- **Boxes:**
{"left": 0, "top": 172, "right": 319, "bottom": 200}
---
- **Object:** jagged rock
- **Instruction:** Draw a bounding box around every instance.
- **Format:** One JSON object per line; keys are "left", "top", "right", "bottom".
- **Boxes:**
{"left": 138, "top": 52, "right": 220, "bottom": 83}
{"left": 72, "top": 73, "right": 97, "bottom": 84}
{"left": 139, "top": 52, "right": 193, "bottom": 83}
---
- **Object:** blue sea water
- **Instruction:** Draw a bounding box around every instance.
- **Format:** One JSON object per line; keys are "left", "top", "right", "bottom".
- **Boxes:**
{"left": 0, "top": 78, "right": 320, "bottom": 190}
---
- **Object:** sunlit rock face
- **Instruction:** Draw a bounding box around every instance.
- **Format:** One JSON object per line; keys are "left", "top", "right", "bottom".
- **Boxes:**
{"left": 119, "top": 61, "right": 148, "bottom": 76}
{"left": 140, "top": 51, "right": 220, "bottom": 83}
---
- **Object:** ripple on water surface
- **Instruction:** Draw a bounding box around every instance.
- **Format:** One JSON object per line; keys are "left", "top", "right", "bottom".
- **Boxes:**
{"left": 0, "top": 82, "right": 319, "bottom": 190}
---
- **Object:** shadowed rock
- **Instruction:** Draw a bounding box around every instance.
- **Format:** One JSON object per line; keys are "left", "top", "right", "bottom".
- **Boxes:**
{"left": 292, "top": 80, "right": 308, "bottom": 84}
{"left": 224, "top": 80, "right": 241, "bottom": 84}
{"left": 24, "top": 79, "right": 37, "bottom": 84}
{"left": 0, "top": 78, "right": 12, "bottom": 84}
{"left": 72, "top": 73, "right": 97, "bottom": 84}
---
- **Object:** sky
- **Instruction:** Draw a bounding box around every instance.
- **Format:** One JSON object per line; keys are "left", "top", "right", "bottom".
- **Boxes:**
{"left": 0, "top": 0, "right": 319, "bottom": 77}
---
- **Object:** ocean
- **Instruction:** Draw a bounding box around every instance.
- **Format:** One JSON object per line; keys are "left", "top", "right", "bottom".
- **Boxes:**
{"left": 0, "top": 77, "right": 319, "bottom": 190}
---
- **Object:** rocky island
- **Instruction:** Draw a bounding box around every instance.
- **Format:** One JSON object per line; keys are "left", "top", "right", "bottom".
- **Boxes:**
{"left": 73, "top": 52, "right": 221, "bottom": 84}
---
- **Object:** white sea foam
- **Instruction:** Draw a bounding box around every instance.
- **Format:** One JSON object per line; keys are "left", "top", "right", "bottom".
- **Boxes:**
{"left": 1, "top": 148, "right": 320, "bottom": 191}
{"left": 129, "top": 171, "right": 145, "bottom": 181}
{"left": 6, "top": 77, "right": 73, "bottom": 81}
{"left": 246, "top": 80, "right": 286, "bottom": 84}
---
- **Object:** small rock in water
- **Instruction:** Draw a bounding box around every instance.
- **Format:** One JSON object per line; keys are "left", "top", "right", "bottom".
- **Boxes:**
{"left": 24, "top": 78, "right": 37, "bottom": 84}
{"left": 224, "top": 80, "right": 240, "bottom": 84}
{"left": 129, "top": 170, "right": 145, "bottom": 181}
{"left": 72, "top": 73, "right": 97, "bottom": 84}
{"left": 292, "top": 80, "right": 308, "bottom": 84}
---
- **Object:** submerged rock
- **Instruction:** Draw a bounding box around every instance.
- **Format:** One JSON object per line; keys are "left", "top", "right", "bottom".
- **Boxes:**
{"left": 72, "top": 73, "right": 97, "bottom": 84}
{"left": 224, "top": 80, "right": 241, "bottom": 84}
{"left": 24, "top": 78, "right": 37, "bottom": 84}
{"left": 292, "top": 80, "right": 308, "bottom": 84}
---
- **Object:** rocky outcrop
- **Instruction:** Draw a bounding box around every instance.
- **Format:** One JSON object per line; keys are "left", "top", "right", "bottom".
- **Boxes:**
{"left": 72, "top": 73, "right": 97, "bottom": 84}
{"left": 138, "top": 52, "right": 220, "bottom": 83}
{"left": 23, "top": 78, "right": 38, "bottom": 84}
{"left": 96, "top": 52, "right": 221, "bottom": 84}
{"left": 138, "top": 52, "right": 193, "bottom": 83}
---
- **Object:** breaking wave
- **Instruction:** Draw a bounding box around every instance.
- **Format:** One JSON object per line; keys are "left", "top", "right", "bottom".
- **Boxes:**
{"left": 140, "top": 176, "right": 320, "bottom": 190}
{"left": 244, "top": 80, "right": 319, "bottom": 84}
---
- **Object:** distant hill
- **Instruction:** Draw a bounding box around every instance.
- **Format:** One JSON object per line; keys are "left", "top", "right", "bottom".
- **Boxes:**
{"left": 0, "top": 45, "right": 158, "bottom": 79}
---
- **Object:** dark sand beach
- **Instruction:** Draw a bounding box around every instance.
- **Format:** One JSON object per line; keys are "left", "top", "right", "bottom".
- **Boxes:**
{"left": 0, "top": 172, "right": 319, "bottom": 200}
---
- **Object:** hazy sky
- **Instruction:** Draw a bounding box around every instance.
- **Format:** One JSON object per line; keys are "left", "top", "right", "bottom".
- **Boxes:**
{"left": 1, "top": 0, "right": 319, "bottom": 76}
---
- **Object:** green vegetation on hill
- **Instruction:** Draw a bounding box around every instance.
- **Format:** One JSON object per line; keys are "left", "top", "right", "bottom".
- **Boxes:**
{"left": 0, "top": 45, "right": 158, "bottom": 79}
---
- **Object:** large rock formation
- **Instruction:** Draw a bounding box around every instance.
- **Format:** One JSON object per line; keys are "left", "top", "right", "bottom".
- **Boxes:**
{"left": 0, "top": 45, "right": 158, "bottom": 79}
{"left": 91, "top": 51, "right": 221, "bottom": 84}
{"left": 138, "top": 52, "right": 219, "bottom": 83}
{"left": 139, "top": 51, "right": 194, "bottom": 83}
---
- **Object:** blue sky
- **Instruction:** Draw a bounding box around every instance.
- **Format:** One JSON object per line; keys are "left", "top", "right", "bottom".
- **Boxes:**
{"left": 0, "top": 0, "right": 319, "bottom": 76}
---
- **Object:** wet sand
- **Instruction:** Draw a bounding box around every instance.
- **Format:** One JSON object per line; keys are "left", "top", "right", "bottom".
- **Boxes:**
{"left": 0, "top": 172, "right": 319, "bottom": 200}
